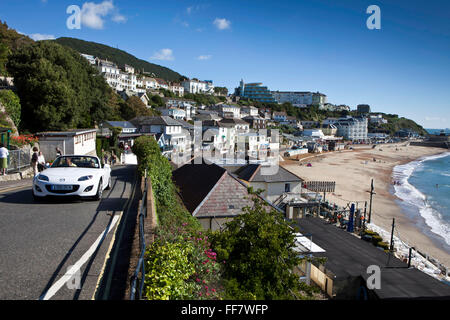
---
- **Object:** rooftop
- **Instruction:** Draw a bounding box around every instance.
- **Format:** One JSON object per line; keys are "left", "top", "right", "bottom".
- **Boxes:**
{"left": 296, "top": 217, "right": 450, "bottom": 299}
{"left": 235, "top": 164, "right": 303, "bottom": 183}
{"left": 130, "top": 116, "right": 182, "bottom": 127}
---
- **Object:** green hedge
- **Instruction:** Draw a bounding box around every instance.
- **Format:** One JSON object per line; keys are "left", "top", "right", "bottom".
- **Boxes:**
{"left": 133, "top": 135, "right": 223, "bottom": 300}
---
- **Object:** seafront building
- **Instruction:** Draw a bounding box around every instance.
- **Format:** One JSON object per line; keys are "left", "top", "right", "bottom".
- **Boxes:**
{"left": 238, "top": 79, "right": 277, "bottom": 103}
{"left": 272, "top": 91, "right": 327, "bottom": 109}
{"left": 332, "top": 116, "right": 369, "bottom": 141}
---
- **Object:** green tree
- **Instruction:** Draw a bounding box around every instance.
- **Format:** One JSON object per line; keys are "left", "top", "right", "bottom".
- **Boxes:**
{"left": 120, "top": 96, "right": 152, "bottom": 120}
{"left": 0, "top": 42, "right": 9, "bottom": 75}
{"left": 6, "top": 41, "right": 118, "bottom": 132}
{"left": 210, "top": 190, "right": 305, "bottom": 300}
{"left": 0, "top": 90, "right": 21, "bottom": 128}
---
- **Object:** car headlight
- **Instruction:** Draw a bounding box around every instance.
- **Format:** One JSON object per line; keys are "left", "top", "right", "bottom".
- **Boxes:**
{"left": 37, "top": 174, "right": 49, "bottom": 182}
{"left": 78, "top": 175, "right": 94, "bottom": 181}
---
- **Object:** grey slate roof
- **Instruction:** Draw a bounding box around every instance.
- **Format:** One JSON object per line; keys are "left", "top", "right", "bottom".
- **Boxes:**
{"left": 130, "top": 116, "right": 181, "bottom": 127}
{"left": 105, "top": 121, "right": 137, "bottom": 129}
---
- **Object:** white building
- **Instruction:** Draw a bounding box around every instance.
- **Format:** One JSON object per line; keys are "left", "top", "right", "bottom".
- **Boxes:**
{"left": 202, "top": 120, "right": 237, "bottom": 154}
{"left": 271, "top": 91, "right": 327, "bottom": 108}
{"left": 159, "top": 107, "right": 187, "bottom": 120}
{"left": 235, "top": 164, "right": 303, "bottom": 204}
{"left": 80, "top": 54, "right": 96, "bottom": 65}
{"left": 169, "top": 83, "right": 185, "bottom": 97}
{"left": 182, "top": 79, "right": 215, "bottom": 95}
{"left": 369, "top": 114, "right": 388, "bottom": 125}
{"left": 272, "top": 111, "right": 288, "bottom": 122}
{"left": 130, "top": 116, "right": 190, "bottom": 153}
{"left": 334, "top": 117, "right": 368, "bottom": 141}
{"left": 143, "top": 77, "right": 159, "bottom": 90}
{"left": 241, "top": 106, "right": 259, "bottom": 117}
{"left": 36, "top": 129, "right": 97, "bottom": 161}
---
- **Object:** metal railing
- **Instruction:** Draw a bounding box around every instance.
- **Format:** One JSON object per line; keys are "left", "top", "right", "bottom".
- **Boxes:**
{"left": 129, "top": 170, "right": 148, "bottom": 300}
{"left": 7, "top": 149, "right": 31, "bottom": 173}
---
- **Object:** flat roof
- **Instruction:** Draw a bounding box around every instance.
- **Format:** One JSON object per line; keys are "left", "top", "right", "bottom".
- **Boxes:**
{"left": 295, "top": 217, "right": 450, "bottom": 299}
{"left": 36, "top": 129, "right": 97, "bottom": 136}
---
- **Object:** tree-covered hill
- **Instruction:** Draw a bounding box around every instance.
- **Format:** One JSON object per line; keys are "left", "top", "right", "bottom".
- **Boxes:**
{"left": 53, "top": 37, "right": 184, "bottom": 82}
{"left": 0, "top": 21, "right": 33, "bottom": 52}
{"left": 7, "top": 41, "right": 123, "bottom": 132}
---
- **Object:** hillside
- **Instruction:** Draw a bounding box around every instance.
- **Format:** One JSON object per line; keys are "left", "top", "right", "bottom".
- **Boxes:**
{"left": 0, "top": 21, "right": 34, "bottom": 52}
{"left": 53, "top": 37, "right": 184, "bottom": 82}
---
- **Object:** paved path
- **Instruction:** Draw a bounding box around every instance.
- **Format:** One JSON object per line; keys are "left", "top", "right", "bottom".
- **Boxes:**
{"left": 0, "top": 165, "right": 137, "bottom": 300}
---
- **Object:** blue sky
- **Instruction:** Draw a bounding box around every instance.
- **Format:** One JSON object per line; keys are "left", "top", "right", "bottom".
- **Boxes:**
{"left": 1, "top": 0, "right": 449, "bottom": 128}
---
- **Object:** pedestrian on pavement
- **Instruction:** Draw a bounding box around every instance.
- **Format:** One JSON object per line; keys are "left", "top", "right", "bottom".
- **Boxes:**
{"left": 0, "top": 143, "right": 9, "bottom": 176}
{"left": 37, "top": 151, "right": 46, "bottom": 172}
{"left": 31, "top": 147, "right": 39, "bottom": 177}
{"left": 56, "top": 147, "right": 63, "bottom": 158}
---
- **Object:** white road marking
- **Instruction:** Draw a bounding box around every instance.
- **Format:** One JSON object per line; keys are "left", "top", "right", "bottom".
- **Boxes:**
{"left": 40, "top": 214, "right": 121, "bottom": 300}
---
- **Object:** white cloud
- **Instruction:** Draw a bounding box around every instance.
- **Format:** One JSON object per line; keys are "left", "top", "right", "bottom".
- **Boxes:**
{"left": 213, "top": 18, "right": 231, "bottom": 30}
{"left": 186, "top": 6, "right": 193, "bottom": 15}
{"left": 151, "top": 49, "right": 174, "bottom": 61}
{"left": 112, "top": 14, "right": 127, "bottom": 23}
{"left": 197, "top": 55, "right": 212, "bottom": 60}
{"left": 29, "top": 33, "right": 56, "bottom": 41}
{"left": 80, "top": 0, "right": 125, "bottom": 29}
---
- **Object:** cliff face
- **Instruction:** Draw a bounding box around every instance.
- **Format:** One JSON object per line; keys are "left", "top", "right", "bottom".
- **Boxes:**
{"left": 0, "top": 100, "right": 18, "bottom": 135}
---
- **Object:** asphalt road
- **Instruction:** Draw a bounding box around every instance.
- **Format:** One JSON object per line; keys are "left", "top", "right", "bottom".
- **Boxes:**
{"left": 0, "top": 165, "right": 137, "bottom": 300}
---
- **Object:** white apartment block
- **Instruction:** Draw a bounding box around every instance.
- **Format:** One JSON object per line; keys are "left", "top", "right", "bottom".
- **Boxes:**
{"left": 182, "top": 79, "right": 215, "bottom": 95}
{"left": 143, "top": 77, "right": 159, "bottom": 90}
{"left": 334, "top": 117, "right": 368, "bottom": 141}
{"left": 271, "top": 91, "right": 327, "bottom": 108}
{"left": 169, "top": 84, "right": 185, "bottom": 97}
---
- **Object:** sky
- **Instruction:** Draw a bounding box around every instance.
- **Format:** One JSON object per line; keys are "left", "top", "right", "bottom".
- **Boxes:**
{"left": 0, "top": 0, "right": 449, "bottom": 129}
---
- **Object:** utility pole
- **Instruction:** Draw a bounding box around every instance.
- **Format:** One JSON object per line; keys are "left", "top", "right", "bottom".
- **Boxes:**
{"left": 390, "top": 218, "right": 395, "bottom": 252}
{"left": 363, "top": 201, "right": 367, "bottom": 231}
{"left": 367, "top": 179, "right": 376, "bottom": 224}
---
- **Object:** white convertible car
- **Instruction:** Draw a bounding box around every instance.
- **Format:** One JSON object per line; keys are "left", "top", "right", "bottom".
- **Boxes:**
{"left": 32, "top": 155, "right": 112, "bottom": 201}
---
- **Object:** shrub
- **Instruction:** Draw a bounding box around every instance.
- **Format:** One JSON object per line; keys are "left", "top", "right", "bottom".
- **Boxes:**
{"left": 0, "top": 90, "right": 21, "bottom": 128}
{"left": 134, "top": 134, "right": 223, "bottom": 300}
{"left": 371, "top": 235, "right": 383, "bottom": 246}
{"left": 144, "top": 241, "right": 195, "bottom": 300}
{"left": 377, "top": 241, "right": 390, "bottom": 250}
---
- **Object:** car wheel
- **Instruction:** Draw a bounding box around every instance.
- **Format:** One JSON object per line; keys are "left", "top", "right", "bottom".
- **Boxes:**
{"left": 94, "top": 179, "right": 103, "bottom": 201}
{"left": 105, "top": 177, "right": 112, "bottom": 190}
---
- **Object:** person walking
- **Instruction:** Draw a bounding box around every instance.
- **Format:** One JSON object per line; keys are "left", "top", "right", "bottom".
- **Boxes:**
{"left": 37, "top": 151, "right": 46, "bottom": 172}
{"left": 56, "top": 147, "right": 63, "bottom": 158}
{"left": 31, "top": 147, "right": 39, "bottom": 177}
{"left": 0, "top": 143, "right": 9, "bottom": 176}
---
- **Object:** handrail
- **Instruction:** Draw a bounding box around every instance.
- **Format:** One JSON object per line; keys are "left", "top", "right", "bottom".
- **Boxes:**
{"left": 130, "top": 169, "right": 148, "bottom": 300}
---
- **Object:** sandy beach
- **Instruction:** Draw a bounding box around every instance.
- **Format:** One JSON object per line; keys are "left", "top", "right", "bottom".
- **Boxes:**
{"left": 282, "top": 144, "right": 450, "bottom": 268}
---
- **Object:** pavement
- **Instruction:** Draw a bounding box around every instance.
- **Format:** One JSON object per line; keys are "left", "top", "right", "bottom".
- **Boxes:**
{"left": 0, "top": 165, "right": 137, "bottom": 300}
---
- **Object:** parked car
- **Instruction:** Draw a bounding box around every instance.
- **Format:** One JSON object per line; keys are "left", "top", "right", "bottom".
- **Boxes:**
{"left": 32, "top": 155, "right": 111, "bottom": 201}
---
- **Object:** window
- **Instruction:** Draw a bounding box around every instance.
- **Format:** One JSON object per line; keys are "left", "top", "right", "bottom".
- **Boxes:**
{"left": 285, "top": 183, "right": 291, "bottom": 193}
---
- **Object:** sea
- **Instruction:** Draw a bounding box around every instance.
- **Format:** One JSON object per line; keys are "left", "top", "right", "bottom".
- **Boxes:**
{"left": 392, "top": 150, "right": 450, "bottom": 253}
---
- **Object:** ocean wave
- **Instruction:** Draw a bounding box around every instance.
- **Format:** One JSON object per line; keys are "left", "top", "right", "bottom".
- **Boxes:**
{"left": 392, "top": 152, "right": 450, "bottom": 246}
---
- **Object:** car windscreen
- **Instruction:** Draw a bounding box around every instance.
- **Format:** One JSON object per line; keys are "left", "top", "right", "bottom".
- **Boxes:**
{"left": 52, "top": 156, "right": 100, "bottom": 168}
